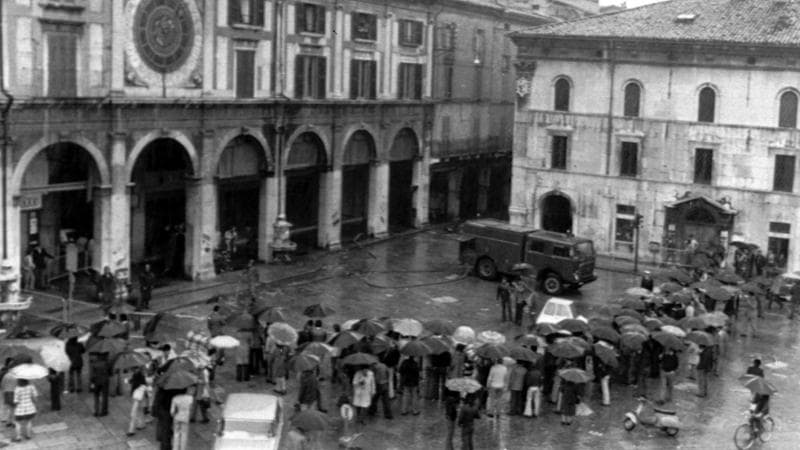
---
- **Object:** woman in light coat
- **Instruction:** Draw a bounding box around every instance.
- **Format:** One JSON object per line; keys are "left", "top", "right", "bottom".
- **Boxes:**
{"left": 351, "top": 366, "right": 375, "bottom": 424}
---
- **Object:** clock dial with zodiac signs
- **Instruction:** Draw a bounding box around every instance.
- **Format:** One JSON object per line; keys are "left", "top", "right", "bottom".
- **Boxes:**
{"left": 134, "top": 0, "right": 195, "bottom": 73}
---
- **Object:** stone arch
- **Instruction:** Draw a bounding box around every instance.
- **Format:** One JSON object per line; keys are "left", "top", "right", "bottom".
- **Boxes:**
{"left": 125, "top": 130, "right": 200, "bottom": 182}
{"left": 386, "top": 125, "right": 422, "bottom": 161}
{"left": 539, "top": 190, "right": 574, "bottom": 233}
{"left": 210, "top": 127, "right": 273, "bottom": 177}
{"left": 338, "top": 124, "right": 379, "bottom": 167}
{"left": 10, "top": 135, "right": 110, "bottom": 195}
{"left": 283, "top": 125, "right": 331, "bottom": 169}
{"left": 341, "top": 128, "right": 378, "bottom": 166}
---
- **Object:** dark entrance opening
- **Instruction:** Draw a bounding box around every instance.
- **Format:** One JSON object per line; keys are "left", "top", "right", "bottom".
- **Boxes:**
{"left": 285, "top": 132, "right": 326, "bottom": 250}
{"left": 487, "top": 159, "right": 511, "bottom": 220}
{"left": 341, "top": 131, "right": 374, "bottom": 242}
{"left": 19, "top": 143, "right": 99, "bottom": 291}
{"left": 131, "top": 138, "right": 192, "bottom": 278}
{"left": 541, "top": 194, "right": 573, "bottom": 233}
{"left": 217, "top": 136, "right": 268, "bottom": 262}
{"left": 428, "top": 169, "right": 449, "bottom": 223}
{"left": 459, "top": 165, "right": 480, "bottom": 220}
{"left": 388, "top": 128, "right": 418, "bottom": 231}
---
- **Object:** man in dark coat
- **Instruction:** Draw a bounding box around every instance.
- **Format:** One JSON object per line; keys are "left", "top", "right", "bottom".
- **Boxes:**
{"left": 138, "top": 264, "right": 156, "bottom": 310}
{"left": 297, "top": 369, "right": 320, "bottom": 410}
{"left": 746, "top": 359, "right": 764, "bottom": 377}
{"left": 457, "top": 395, "right": 481, "bottom": 450}
{"left": 640, "top": 271, "right": 654, "bottom": 291}
{"left": 497, "top": 277, "right": 512, "bottom": 322}
{"left": 696, "top": 345, "right": 714, "bottom": 397}
{"left": 90, "top": 354, "right": 111, "bottom": 416}
{"left": 369, "top": 361, "right": 392, "bottom": 419}
{"left": 444, "top": 390, "right": 459, "bottom": 450}
{"left": 65, "top": 336, "right": 85, "bottom": 392}
{"left": 32, "top": 244, "right": 53, "bottom": 289}
{"left": 98, "top": 266, "right": 115, "bottom": 305}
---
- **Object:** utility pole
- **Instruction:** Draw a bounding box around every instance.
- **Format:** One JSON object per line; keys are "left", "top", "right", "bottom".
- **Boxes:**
{"left": 633, "top": 213, "right": 643, "bottom": 273}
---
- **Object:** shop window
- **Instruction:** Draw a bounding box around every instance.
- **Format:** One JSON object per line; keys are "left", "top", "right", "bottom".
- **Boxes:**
{"left": 295, "top": 55, "right": 326, "bottom": 99}
{"left": 779, "top": 91, "right": 798, "bottom": 128}
{"left": 698, "top": 86, "right": 716, "bottom": 123}
{"left": 768, "top": 236, "right": 789, "bottom": 268}
{"left": 398, "top": 63, "right": 423, "bottom": 99}
{"left": 235, "top": 49, "right": 255, "bottom": 98}
{"left": 694, "top": 148, "right": 713, "bottom": 184}
{"left": 773, "top": 154, "right": 796, "bottom": 192}
{"left": 554, "top": 77, "right": 570, "bottom": 111}
{"left": 620, "top": 142, "right": 638, "bottom": 177}
{"left": 47, "top": 32, "right": 77, "bottom": 97}
{"left": 615, "top": 204, "right": 636, "bottom": 248}
{"left": 770, "top": 222, "right": 791, "bottom": 234}
{"left": 551, "top": 135, "right": 568, "bottom": 170}
{"left": 296, "top": 3, "right": 325, "bottom": 34}
{"left": 624, "top": 82, "right": 641, "bottom": 117}
{"left": 350, "top": 59, "right": 376, "bottom": 99}
{"left": 229, "top": 0, "right": 265, "bottom": 27}
{"left": 399, "top": 20, "right": 423, "bottom": 47}
{"left": 352, "top": 12, "right": 377, "bottom": 41}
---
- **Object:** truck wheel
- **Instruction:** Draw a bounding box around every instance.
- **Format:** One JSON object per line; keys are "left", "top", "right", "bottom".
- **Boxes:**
{"left": 476, "top": 258, "right": 498, "bottom": 280}
{"left": 542, "top": 273, "right": 563, "bottom": 295}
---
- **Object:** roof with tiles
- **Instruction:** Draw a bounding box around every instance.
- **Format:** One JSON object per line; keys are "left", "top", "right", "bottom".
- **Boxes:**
{"left": 513, "top": 0, "right": 800, "bottom": 47}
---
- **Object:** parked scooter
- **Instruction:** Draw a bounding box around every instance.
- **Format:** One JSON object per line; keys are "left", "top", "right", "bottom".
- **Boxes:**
{"left": 623, "top": 397, "right": 682, "bottom": 436}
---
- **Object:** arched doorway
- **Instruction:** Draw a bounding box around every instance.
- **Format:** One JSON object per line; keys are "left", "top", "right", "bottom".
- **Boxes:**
{"left": 217, "top": 135, "right": 268, "bottom": 262}
{"left": 286, "top": 132, "right": 327, "bottom": 249}
{"left": 684, "top": 207, "right": 718, "bottom": 248}
{"left": 341, "top": 130, "right": 375, "bottom": 241}
{"left": 388, "top": 128, "right": 418, "bottom": 230}
{"left": 130, "top": 138, "right": 193, "bottom": 278}
{"left": 18, "top": 142, "right": 101, "bottom": 288}
{"left": 541, "top": 193, "right": 573, "bottom": 233}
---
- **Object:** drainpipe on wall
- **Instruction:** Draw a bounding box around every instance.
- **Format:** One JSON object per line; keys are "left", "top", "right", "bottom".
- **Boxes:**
{"left": 604, "top": 40, "right": 616, "bottom": 176}
{"left": 0, "top": 0, "right": 15, "bottom": 260}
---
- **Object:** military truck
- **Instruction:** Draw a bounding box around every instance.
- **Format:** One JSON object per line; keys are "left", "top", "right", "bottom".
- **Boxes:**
{"left": 459, "top": 219, "right": 597, "bottom": 295}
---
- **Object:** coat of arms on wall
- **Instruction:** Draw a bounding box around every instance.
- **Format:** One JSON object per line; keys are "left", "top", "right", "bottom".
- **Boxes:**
{"left": 124, "top": 0, "right": 203, "bottom": 89}
{"left": 514, "top": 60, "right": 537, "bottom": 99}
{"left": 516, "top": 77, "right": 531, "bottom": 98}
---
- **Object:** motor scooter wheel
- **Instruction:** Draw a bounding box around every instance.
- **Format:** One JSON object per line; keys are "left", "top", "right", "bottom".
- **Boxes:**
{"left": 664, "top": 427, "right": 679, "bottom": 437}
{"left": 623, "top": 418, "right": 636, "bottom": 431}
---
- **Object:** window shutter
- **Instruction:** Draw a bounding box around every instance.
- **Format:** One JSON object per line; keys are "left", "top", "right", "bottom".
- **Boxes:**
{"left": 350, "top": 59, "right": 358, "bottom": 99}
{"left": 398, "top": 64, "right": 405, "bottom": 98}
{"left": 414, "top": 64, "right": 423, "bottom": 99}
{"left": 229, "top": 0, "right": 241, "bottom": 25}
{"left": 368, "top": 61, "right": 377, "bottom": 99}
{"left": 254, "top": 0, "right": 265, "bottom": 26}
{"left": 316, "top": 57, "right": 327, "bottom": 98}
{"left": 414, "top": 21, "right": 423, "bottom": 45}
{"left": 295, "top": 56, "right": 305, "bottom": 98}
{"left": 316, "top": 5, "right": 326, "bottom": 34}
{"left": 296, "top": 4, "right": 304, "bottom": 33}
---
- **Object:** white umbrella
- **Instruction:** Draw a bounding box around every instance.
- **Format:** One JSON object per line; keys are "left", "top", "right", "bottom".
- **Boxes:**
{"left": 452, "top": 326, "right": 476, "bottom": 346}
{"left": 392, "top": 318, "right": 423, "bottom": 337}
{"left": 209, "top": 335, "right": 240, "bottom": 349}
{"left": 40, "top": 345, "right": 71, "bottom": 372}
{"left": 661, "top": 325, "right": 687, "bottom": 338}
{"left": 10, "top": 363, "right": 48, "bottom": 380}
{"left": 477, "top": 330, "right": 506, "bottom": 345}
{"left": 342, "top": 319, "right": 360, "bottom": 331}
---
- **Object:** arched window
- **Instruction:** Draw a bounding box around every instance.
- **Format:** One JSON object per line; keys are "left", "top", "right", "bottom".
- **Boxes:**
{"left": 623, "top": 82, "right": 641, "bottom": 117}
{"left": 698, "top": 86, "right": 716, "bottom": 123}
{"left": 779, "top": 90, "right": 798, "bottom": 128}
{"left": 554, "top": 78, "right": 570, "bottom": 112}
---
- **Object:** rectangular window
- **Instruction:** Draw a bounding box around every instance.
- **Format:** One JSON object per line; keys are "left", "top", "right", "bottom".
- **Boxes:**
{"left": 551, "top": 135, "right": 568, "bottom": 170}
{"left": 440, "top": 116, "right": 450, "bottom": 154}
{"left": 769, "top": 222, "right": 791, "bottom": 234}
{"left": 399, "top": 20, "right": 423, "bottom": 47}
{"left": 296, "top": 3, "right": 325, "bottom": 34}
{"left": 435, "top": 24, "right": 454, "bottom": 50}
{"left": 694, "top": 148, "right": 713, "bottom": 184}
{"left": 352, "top": 12, "right": 377, "bottom": 41}
{"left": 349, "top": 59, "right": 376, "bottom": 99}
{"left": 528, "top": 240, "right": 546, "bottom": 253}
{"left": 235, "top": 49, "right": 255, "bottom": 98}
{"left": 773, "top": 154, "right": 796, "bottom": 192}
{"left": 443, "top": 65, "right": 453, "bottom": 99}
{"left": 473, "top": 29, "right": 485, "bottom": 64}
{"left": 615, "top": 204, "right": 636, "bottom": 244}
{"left": 47, "top": 32, "right": 77, "bottom": 97}
{"left": 620, "top": 142, "right": 638, "bottom": 177}
{"left": 553, "top": 245, "right": 571, "bottom": 258}
{"left": 398, "top": 63, "right": 423, "bottom": 99}
{"left": 229, "top": 0, "right": 265, "bottom": 26}
{"left": 295, "top": 55, "right": 326, "bottom": 99}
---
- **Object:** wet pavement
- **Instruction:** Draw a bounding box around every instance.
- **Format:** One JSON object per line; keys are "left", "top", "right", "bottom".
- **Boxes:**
{"left": 10, "top": 229, "right": 800, "bottom": 449}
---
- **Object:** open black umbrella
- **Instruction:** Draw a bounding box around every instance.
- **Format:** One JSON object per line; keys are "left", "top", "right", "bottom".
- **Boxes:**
{"left": 88, "top": 338, "right": 126, "bottom": 355}
{"left": 592, "top": 343, "right": 618, "bottom": 368}
{"left": 590, "top": 326, "right": 620, "bottom": 344}
{"left": 559, "top": 368, "right": 592, "bottom": 383}
{"left": 96, "top": 321, "right": 128, "bottom": 338}
{"left": 421, "top": 335, "right": 452, "bottom": 354}
{"left": 475, "top": 343, "right": 511, "bottom": 360}
{"left": 663, "top": 269, "right": 692, "bottom": 285}
{"left": 50, "top": 323, "right": 89, "bottom": 340}
{"left": 341, "top": 352, "right": 379, "bottom": 366}
{"left": 157, "top": 369, "right": 199, "bottom": 389}
{"left": 328, "top": 330, "right": 364, "bottom": 349}
{"left": 509, "top": 345, "right": 540, "bottom": 363}
{"left": 354, "top": 319, "right": 386, "bottom": 337}
{"left": 557, "top": 318, "right": 589, "bottom": 334}
{"left": 741, "top": 282, "right": 765, "bottom": 296}
{"left": 715, "top": 271, "right": 744, "bottom": 285}
{"left": 292, "top": 409, "right": 330, "bottom": 431}
{"left": 703, "top": 286, "right": 733, "bottom": 302}
{"left": 658, "top": 282, "right": 683, "bottom": 294}
{"left": 304, "top": 304, "right": 336, "bottom": 318}
{"left": 400, "top": 340, "right": 432, "bottom": 357}
{"left": 424, "top": 319, "right": 455, "bottom": 336}
{"left": 258, "top": 307, "right": 287, "bottom": 325}
{"left": 548, "top": 341, "right": 584, "bottom": 359}
{"left": 620, "top": 332, "right": 647, "bottom": 352}
{"left": 686, "top": 331, "right": 714, "bottom": 347}
{"left": 651, "top": 331, "right": 684, "bottom": 351}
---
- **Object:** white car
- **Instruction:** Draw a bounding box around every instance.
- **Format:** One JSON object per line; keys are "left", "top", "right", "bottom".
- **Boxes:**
{"left": 214, "top": 393, "right": 283, "bottom": 450}
{"left": 536, "top": 297, "right": 576, "bottom": 325}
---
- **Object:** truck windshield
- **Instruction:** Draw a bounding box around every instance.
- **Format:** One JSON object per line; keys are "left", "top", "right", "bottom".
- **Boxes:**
{"left": 574, "top": 242, "right": 595, "bottom": 258}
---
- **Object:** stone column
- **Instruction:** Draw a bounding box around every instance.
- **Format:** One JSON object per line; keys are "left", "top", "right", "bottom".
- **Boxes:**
{"left": 185, "top": 176, "right": 216, "bottom": 280}
{"left": 110, "top": 0, "right": 125, "bottom": 92}
{"left": 93, "top": 187, "right": 112, "bottom": 273}
{"left": 447, "top": 168, "right": 462, "bottom": 221}
{"left": 317, "top": 167, "right": 342, "bottom": 250}
{"left": 261, "top": 175, "right": 279, "bottom": 261}
{"left": 103, "top": 132, "right": 130, "bottom": 274}
{"left": 331, "top": 4, "right": 345, "bottom": 98}
{"left": 424, "top": 20, "right": 434, "bottom": 99}
{"left": 368, "top": 161, "right": 389, "bottom": 238}
{"left": 508, "top": 158, "right": 531, "bottom": 226}
{"left": 380, "top": 13, "right": 395, "bottom": 99}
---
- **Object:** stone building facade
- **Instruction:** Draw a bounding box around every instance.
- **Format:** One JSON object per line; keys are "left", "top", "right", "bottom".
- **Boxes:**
{"left": 511, "top": 0, "right": 800, "bottom": 271}
{"left": 1, "top": 0, "right": 436, "bottom": 282}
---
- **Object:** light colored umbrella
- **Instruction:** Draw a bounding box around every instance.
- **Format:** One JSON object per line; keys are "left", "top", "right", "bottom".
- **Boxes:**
{"left": 739, "top": 375, "right": 777, "bottom": 396}
{"left": 620, "top": 332, "right": 647, "bottom": 351}
{"left": 301, "top": 342, "right": 334, "bottom": 360}
{"left": 10, "top": 363, "right": 48, "bottom": 380}
{"left": 342, "top": 319, "right": 360, "bottom": 331}
{"left": 699, "top": 311, "right": 728, "bottom": 327}
{"left": 661, "top": 325, "right": 687, "bottom": 338}
{"left": 180, "top": 350, "right": 212, "bottom": 369}
{"left": 39, "top": 344, "right": 71, "bottom": 372}
{"left": 621, "top": 323, "right": 649, "bottom": 337}
{"left": 452, "top": 326, "right": 476, "bottom": 345}
{"left": 643, "top": 318, "right": 664, "bottom": 331}
{"left": 686, "top": 331, "right": 714, "bottom": 347}
{"left": 268, "top": 322, "right": 298, "bottom": 346}
{"left": 592, "top": 343, "right": 618, "bottom": 368}
{"left": 477, "top": 330, "right": 506, "bottom": 345}
{"left": 209, "top": 335, "right": 240, "bottom": 349}
{"left": 445, "top": 377, "right": 482, "bottom": 394}
{"left": 625, "top": 287, "right": 653, "bottom": 298}
{"left": 392, "top": 318, "right": 423, "bottom": 337}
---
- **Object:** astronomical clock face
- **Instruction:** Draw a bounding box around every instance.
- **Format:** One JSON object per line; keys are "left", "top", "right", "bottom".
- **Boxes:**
{"left": 124, "top": 0, "right": 202, "bottom": 88}
{"left": 134, "top": 0, "right": 194, "bottom": 73}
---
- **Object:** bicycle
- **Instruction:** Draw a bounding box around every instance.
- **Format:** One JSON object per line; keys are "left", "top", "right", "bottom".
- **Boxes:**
{"left": 733, "top": 411, "right": 775, "bottom": 449}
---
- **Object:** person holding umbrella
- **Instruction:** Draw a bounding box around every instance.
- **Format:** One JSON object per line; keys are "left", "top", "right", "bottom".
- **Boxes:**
{"left": 399, "top": 355, "right": 421, "bottom": 415}
{"left": 352, "top": 365, "right": 375, "bottom": 425}
{"left": 559, "top": 380, "right": 580, "bottom": 426}
{"left": 696, "top": 344, "right": 714, "bottom": 398}
{"left": 497, "top": 277, "right": 512, "bottom": 322}
{"left": 298, "top": 368, "right": 320, "bottom": 411}
{"left": 443, "top": 389, "right": 459, "bottom": 450}
{"left": 90, "top": 353, "right": 111, "bottom": 416}
{"left": 458, "top": 393, "right": 481, "bottom": 450}
{"left": 12, "top": 378, "right": 38, "bottom": 442}
{"left": 65, "top": 336, "right": 85, "bottom": 393}
{"left": 659, "top": 348, "right": 679, "bottom": 404}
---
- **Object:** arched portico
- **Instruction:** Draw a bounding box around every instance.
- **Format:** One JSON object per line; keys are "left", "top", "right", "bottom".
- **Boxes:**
{"left": 341, "top": 130, "right": 376, "bottom": 241}
{"left": 388, "top": 127, "right": 420, "bottom": 230}
{"left": 284, "top": 131, "right": 328, "bottom": 249}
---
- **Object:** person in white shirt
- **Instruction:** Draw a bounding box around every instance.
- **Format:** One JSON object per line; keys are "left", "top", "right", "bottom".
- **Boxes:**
{"left": 486, "top": 360, "right": 508, "bottom": 418}
{"left": 127, "top": 377, "right": 149, "bottom": 436}
{"left": 170, "top": 388, "right": 194, "bottom": 450}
